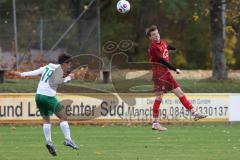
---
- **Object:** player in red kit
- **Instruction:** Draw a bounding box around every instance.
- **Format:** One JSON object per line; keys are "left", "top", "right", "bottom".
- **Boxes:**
{"left": 145, "top": 25, "right": 207, "bottom": 131}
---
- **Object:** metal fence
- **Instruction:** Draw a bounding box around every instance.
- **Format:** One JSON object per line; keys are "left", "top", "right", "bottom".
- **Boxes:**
{"left": 0, "top": 0, "right": 100, "bottom": 71}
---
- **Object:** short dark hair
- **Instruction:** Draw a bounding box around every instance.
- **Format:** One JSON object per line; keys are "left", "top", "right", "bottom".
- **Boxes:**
{"left": 58, "top": 53, "right": 72, "bottom": 64}
{"left": 145, "top": 25, "right": 158, "bottom": 37}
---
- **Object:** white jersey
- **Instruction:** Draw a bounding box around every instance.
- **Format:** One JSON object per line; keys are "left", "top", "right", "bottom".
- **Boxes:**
{"left": 20, "top": 63, "right": 71, "bottom": 97}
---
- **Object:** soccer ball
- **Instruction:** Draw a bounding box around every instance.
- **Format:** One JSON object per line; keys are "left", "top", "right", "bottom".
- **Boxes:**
{"left": 116, "top": 0, "right": 130, "bottom": 14}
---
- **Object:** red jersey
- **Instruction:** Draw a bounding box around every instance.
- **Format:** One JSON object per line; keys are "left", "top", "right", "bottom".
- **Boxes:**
{"left": 148, "top": 40, "right": 169, "bottom": 78}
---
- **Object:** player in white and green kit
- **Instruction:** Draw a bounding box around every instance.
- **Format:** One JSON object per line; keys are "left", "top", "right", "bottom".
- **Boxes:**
{"left": 15, "top": 53, "right": 79, "bottom": 156}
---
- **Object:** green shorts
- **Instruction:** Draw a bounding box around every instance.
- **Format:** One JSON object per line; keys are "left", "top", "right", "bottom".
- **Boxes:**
{"left": 35, "top": 94, "right": 63, "bottom": 117}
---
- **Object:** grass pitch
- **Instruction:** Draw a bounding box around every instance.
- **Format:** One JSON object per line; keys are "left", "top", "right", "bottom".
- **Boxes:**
{"left": 0, "top": 123, "right": 240, "bottom": 160}
{"left": 0, "top": 79, "right": 240, "bottom": 93}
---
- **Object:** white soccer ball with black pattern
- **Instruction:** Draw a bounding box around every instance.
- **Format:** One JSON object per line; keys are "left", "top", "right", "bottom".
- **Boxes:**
{"left": 116, "top": 0, "right": 130, "bottom": 14}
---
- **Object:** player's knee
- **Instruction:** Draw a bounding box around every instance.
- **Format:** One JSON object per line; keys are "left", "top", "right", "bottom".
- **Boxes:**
{"left": 55, "top": 111, "right": 68, "bottom": 121}
{"left": 42, "top": 117, "right": 50, "bottom": 123}
{"left": 60, "top": 114, "right": 68, "bottom": 121}
{"left": 178, "top": 89, "right": 185, "bottom": 97}
{"left": 172, "top": 87, "right": 184, "bottom": 98}
{"left": 155, "top": 92, "right": 164, "bottom": 99}
{"left": 58, "top": 115, "right": 67, "bottom": 121}
{"left": 157, "top": 95, "right": 163, "bottom": 100}
{"left": 176, "top": 92, "right": 185, "bottom": 98}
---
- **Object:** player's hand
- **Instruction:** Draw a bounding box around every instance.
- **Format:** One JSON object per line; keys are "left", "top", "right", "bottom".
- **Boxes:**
{"left": 14, "top": 72, "right": 21, "bottom": 76}
{"left": 167, "top": 45, "right": 176, "bottom": 51}
{"left": 69, "top": 73, "right": 75, "bottom": 79}
{"left": 176, "top": 69, "right": 181, "bottom": 74}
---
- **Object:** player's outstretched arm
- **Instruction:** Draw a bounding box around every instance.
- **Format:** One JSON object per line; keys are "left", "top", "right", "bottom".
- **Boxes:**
{"left": 159, "top": 58, "right": 180, "bottom": 74}
{"left": 14, "top": 67, "right": 44, "bottom": 77}
{"left": 63, "top": 73, "right": 74, "bottom": 83}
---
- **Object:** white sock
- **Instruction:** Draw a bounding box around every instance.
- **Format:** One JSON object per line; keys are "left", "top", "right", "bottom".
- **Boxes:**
{"left": 43, "top": 123, "right": 52, "bottom": 143}
{"left": 191, "top": 107, "right": 197, "bottom": 115}
{"left": 60, "top": 121, "right": 71, "bottom": 140}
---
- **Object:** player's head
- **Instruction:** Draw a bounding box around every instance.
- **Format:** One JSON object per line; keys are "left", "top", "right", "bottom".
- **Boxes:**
{"left": 145, "top": 25, "right": 160, "bottom": 42}
{"left": 58, "top": 53, "right": 72, "bottom": 72}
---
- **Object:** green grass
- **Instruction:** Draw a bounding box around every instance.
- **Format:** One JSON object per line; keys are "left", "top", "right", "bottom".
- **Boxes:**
{"left": 178, "top": 79, "right": 240, "bottom": 93}
{"left": 0, "top": 79, "right": 38, "bottom": 93}
{"left": 0, "top": 78, "right": 240, "bottom": 93}
{"left": 0, "top": 123, "right": 240, "bottom": 160}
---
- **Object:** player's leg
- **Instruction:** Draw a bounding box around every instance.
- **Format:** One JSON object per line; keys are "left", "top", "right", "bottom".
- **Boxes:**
{"left": 42, "top": 116, "right": 52, "bottom": 144}
{"left": 152, "top": 93, "right": 163, "bottom": 122}
{"left": 35, "top": 94, "right": 57, "bottom": 156}
{"left": 54, "top": 104, "right": 79, "bottom": 150}
{"left": 171, "top": 87, "right": 193, "bottom": 110}
{"left": 152, "top": 76, "right": 169, "bottom": 131}
{"left": 55, "top": 110, "right": 71, "bottom": 140}
{"left": 171, "top": 87, "right": 207, "bottom": 120}
{"left": 42, "top": 116, "right": 57, "bottom": 156}
{"left": 151, "top": 92, "right": 167, "bottom": 131}
{"left": 166, "top": 72, "right": 207, "bottom": 121}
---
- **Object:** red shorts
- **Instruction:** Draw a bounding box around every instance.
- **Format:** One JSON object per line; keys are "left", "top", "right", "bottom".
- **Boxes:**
{"left": 153, "top": 71, "right": 179, "bottom": 93}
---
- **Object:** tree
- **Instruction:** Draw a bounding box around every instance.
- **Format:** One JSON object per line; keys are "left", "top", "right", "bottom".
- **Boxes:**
{"left": 209, "top": 0, "right": 227, "bottom": 79}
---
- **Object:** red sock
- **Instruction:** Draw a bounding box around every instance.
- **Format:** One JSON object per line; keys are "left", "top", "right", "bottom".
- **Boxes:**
{"left": 179, "top": 96, "right": 193, "bottom": 110}
{"left": 152, "top": 99, "right": 161, "bottom": 118}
